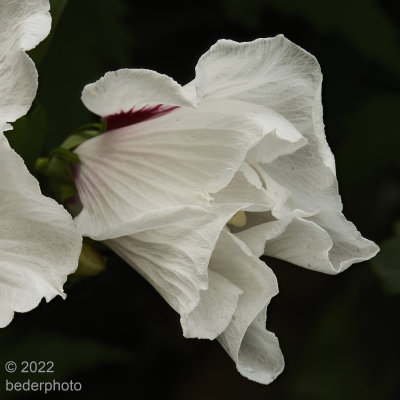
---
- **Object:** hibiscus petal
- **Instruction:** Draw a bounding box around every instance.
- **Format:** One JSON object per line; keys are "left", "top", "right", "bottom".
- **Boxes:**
{"left": 74, "top": 99, "right": 274, "bottom": 237}
{"left": 236, "top": 214, "right": 378, "bottom": 274}
{"left": 193, "top": 66, "right": 308, "bottom": 164}
{"left": 103, "top": 204, "right": 241, "bottom": 319}
{"left": 234, "top": 218, "right": 291, "bottom": 258}
{"left": 194, "top": 34, "right": 379, "bottom": 274}
{"left": 181, "top": 270, "right": 242, "bottom": 340}
{"left": 194, "top": 35, "right": 340, "bottom": 210}
{"left": 214, "top": 168, "right": 271, "bottom": 212}
{"left": 196, "top": 36, "right": 318, "bottom": 109}
{"left": 249, "top": 118, "right": 379, "bottom": 272}
{"left": 238, "top": 162, "right": 263, "bottom": 189}
{"left": 81, "top": 69, "right": 197, "bottom": 118}
{"left": 194, "top": 36, "right": 325, "bottom": 147}
{"left": 307, "top": 210, "right": 380, "bottom": 273}
{"left": 211, "top": 230, "right": 283, "bottom": 384}
{"left": 0, "top": 135, "right": 82, "bottom": 328}
{"left": 254, "top": 151, "right": 341, "bottom": 219}
{"left": 244, "top": 110, "right": 307, "bottom": 164}
{"left": 0, "top": 0, "right": 51, "bottom": 125}
{"left": 262, "top": 217, "right": 333, "bottom": 272}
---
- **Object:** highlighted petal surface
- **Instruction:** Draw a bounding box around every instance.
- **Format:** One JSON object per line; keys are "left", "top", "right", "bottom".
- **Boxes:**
{"left": 195, "top": 35, "right": 339, "bottom": 218}
{"left": 194, "top": 35, "right": 334, "bottom": 171}
{"left": 74, "top": 99, "right": 276, "bottom": 237}
{"left": 0, "top": 136, "right": 82, "bottom": 327}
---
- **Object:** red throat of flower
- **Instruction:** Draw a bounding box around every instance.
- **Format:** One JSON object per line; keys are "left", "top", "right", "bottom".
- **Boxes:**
{"left": 105, "top": 104, "right": 179, "bottom": 131}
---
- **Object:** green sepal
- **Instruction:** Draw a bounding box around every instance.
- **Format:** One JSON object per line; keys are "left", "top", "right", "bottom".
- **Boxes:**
{"left": 35, "top": 149, "right": 78, "bottom": 203}
{"left": 49, "top": 180, "right": 77, "bottom": 203}
{"left": 35, "top": 120, "right": 105, "bottom": 204}
{"left": 61, "top": 129, "right": 99, "bottom": 151}
{"left": 35, "top": 157, "right": 50, "bottom": 174}
{"left": 61, "top": 121, "right": 106, "bottom": 151}
{"left": 36, "top": 154, "right": 75, "bottom": 182}
{"left": 49, "top": 147, "right": 80, "bottom": 163}
{"left": 68, "top": 242, "right": 107, "bottom": 284}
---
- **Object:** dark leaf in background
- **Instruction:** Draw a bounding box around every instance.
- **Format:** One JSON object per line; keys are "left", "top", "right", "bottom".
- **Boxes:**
{"left": 5, "top": 104, "right": 48, "bottom": 174}
{"left": 36, "top": 0, "right": 132, "bottom": 152}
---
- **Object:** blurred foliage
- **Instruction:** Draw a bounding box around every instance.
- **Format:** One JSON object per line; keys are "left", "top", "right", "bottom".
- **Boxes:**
{"left": 289, "top": 268, "right": 400, "bottom": 400}
{"left": 371, "top": 221, "right": 400, "bottom": 295}
{"left": 2, "top": 0, "right": 400, "bottom": 399}
{"left": 337, "top": 93, "right": 400, "bottom": 237}
{"left": 337, "top": 93, "right": 400, "bottom": 178}
{"left": 219, "top": 0, "right": 400, "bottom": 77}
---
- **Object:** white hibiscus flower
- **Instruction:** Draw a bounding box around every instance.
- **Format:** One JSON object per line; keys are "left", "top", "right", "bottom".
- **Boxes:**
{"left": 72, "top": 35, "right": 379, "bottom": 383}
{"left": 0, "top": 0, "right": 82, "bottom": 328}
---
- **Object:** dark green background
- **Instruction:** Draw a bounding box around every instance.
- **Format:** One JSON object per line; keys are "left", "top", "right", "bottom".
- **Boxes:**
{"left": 2, "top": 0, "right": 400, "bottom": 398}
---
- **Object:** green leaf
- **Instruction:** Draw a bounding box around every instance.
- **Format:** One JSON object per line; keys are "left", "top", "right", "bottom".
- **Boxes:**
{"left": 5, "top": 104, "right": 48, "bottom": 172}
{"left": 371, "top": 223, "right": 400, "bottom": 296}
